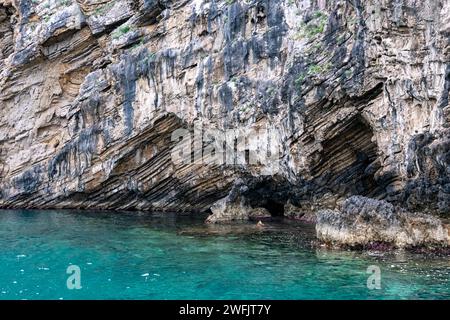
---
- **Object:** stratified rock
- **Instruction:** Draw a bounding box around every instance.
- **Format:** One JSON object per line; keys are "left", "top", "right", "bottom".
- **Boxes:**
{"left": 0, "top": 0, "right": 449, "bottom": 218}
{"left": 316, "top": 196, "right": 450, "bottom": 248}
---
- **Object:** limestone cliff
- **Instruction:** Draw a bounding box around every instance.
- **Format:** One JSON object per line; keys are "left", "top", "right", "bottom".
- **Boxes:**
{"left": 0, "top": 0, "right": 449, "bottom": 217}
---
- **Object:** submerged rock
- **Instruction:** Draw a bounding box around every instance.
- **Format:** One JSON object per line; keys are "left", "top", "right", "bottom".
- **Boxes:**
{"left": 316, "top": 196, "right": 450, "bottom": 249}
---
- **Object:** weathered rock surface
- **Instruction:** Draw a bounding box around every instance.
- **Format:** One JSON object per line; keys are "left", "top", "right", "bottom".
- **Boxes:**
{"left": 0, "top": 0, "right": 449, "bottom": 218}
{"left": 282, "top": 200, "right": 316, "bottom": 222}
{"left": 316, "top": 196, "right": 450, "bottom": 248}
{"left": 206, "top": 196, "right": 272, "bottom": 223}
{"left": 205, "top": 181, "right": 272, "bottom": 223}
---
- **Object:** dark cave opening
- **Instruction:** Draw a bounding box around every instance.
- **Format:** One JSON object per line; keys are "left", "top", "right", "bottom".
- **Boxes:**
{"left": 262, "top": 199, "right": 285, "bottom": 217}
{"left": 231, "top": 115, "right": 386, "bottom": 219}
{"left": 241, "top": 177, "right": 289, "bottom": 218}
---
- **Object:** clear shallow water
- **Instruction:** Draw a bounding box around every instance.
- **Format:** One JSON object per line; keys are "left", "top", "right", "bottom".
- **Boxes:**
{"left": 0, "top": 209, "right": 448, "bottom": 300}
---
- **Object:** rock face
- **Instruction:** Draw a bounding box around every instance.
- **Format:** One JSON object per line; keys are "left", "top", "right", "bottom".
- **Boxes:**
{"left": 316, "top": 196, "right": 450, "bottom": 248}
{"left": 0, "top": 0, "right": 449, "bottom": 217}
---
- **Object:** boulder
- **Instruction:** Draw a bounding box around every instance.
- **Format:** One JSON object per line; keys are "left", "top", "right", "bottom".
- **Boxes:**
{"left": 316, "top": 196, "right": 450, "bottom": 249}
{"left": 205, "top": 197, "right": 271, "bottom": 224}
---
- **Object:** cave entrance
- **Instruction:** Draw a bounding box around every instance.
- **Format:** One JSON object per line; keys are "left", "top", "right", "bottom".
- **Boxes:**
{"left": 262, "top": 199, "right": 285, "bottom": 217}
{"left": 311, "top": 115, "right": 379, "bottom": 196}
{"left": 240, "top": 177, "right": 291, "bottom": 219}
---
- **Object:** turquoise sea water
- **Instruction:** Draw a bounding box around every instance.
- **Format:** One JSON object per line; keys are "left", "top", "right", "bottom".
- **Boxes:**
{"left": 0, "top": 209, "right": 448, "bottom": 300}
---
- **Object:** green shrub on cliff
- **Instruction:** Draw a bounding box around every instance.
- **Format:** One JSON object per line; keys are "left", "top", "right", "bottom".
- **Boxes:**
{"left": 112, "top": 25, "right": 132, "bottom": 39}
{"left": 296, "top": 10, "right": 328, "bottom": 40}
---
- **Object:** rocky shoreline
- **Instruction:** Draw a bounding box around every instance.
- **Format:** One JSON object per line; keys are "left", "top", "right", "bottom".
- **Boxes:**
{"left": 204, "top": 194, "right": 450, "bottom": 250}
{"left": 316, "top": 196, "right": 450, "bottom": 250}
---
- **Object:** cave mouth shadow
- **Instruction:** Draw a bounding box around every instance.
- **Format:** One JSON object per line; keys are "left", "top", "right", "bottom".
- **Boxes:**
{"left": 242, "top": 179, "right": 290, "bottom": 219}
{"left": 261, "top": 199, "right": 285, "bottom": 217}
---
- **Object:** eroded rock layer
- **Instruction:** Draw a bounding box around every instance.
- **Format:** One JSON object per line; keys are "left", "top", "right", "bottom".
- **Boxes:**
{"left": 0, "top": 0, "right": 449, "bottom": 215}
